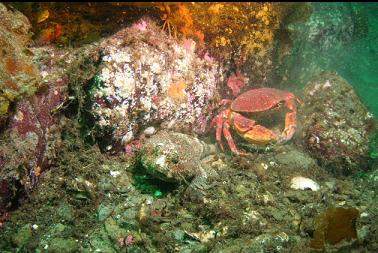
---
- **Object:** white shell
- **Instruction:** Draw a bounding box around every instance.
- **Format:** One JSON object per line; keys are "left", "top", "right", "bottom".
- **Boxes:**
{"left": 143, "top": 126, "right": 156, "bottom": 136}
{"left": 155, "top": 155, "right": 166, "bottom": 167}
{"left": 290, "top": 176, "right": 320, "bottom": 191}
{"left": 110, "top": 170, "right": 121, "bottom": 177}
{"left": 121, "top": 131, "right": 134, "bottom": 144}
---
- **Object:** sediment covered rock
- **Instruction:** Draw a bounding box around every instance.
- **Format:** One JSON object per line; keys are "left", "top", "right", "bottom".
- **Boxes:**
{"left": 301, "top": 71, "right": 372, "bottom": 175}
{"left": 0, "top": 3, "right": 41, "bottom": 127}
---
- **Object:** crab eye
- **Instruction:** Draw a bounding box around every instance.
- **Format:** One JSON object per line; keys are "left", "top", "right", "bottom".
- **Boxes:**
{"left": 271, "top": 102, "right": 283, "bottom": 110}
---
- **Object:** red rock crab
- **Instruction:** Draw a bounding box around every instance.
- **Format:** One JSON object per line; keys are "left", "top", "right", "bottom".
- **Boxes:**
{"left": 210, "top": 88, "right": 301, "bottom": 155}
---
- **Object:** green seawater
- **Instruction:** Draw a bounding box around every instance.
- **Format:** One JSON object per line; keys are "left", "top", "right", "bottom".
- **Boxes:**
{"left": 278, "top": 2, "right": 378, "bottom": 119}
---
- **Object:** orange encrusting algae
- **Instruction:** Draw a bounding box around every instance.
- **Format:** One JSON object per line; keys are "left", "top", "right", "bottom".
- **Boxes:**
{"left": 168, "top": 81, "right": 187, "bottom": 103}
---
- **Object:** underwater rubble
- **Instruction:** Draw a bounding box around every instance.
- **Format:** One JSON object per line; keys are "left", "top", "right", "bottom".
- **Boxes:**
{"left": 0, "top": 2, "right": 377, "bottom": 253}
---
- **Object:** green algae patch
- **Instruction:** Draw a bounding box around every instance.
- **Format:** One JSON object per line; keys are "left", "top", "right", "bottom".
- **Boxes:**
{"left": 47, "top": 238, "right": 79, "bottom": 253}
{"left": 368, "top": 131, "right": 378, "bottom": 160}
{"left": 12, "top": 224, "right": 33, "bottom": 248}
{"left": 132, "top": 173, "right": 175, "bottom": 199}
{"left": 132, "top": 148, "right": 178, "bottom": 199}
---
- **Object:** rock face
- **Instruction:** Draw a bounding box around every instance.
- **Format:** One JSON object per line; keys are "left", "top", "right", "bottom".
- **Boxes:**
{"left": 0, "top": 53, "right": 69, "bottom": 215}
{"left": 138, "top": 131, "right": 216, "bottom": 183}
{"left": 275, "top": 3, "right": 366, "bottom": 90}
{"left": 0, "top": 3, "right": 41, "bottom": 127}
{"left": 301, "top": 71, "right": 372, "bottom": 175}
{"left": 0, "top": 38, "right": 98, "bottom": 215}
{"left": 84, "top": 18, "right": 224, "bottom": 152}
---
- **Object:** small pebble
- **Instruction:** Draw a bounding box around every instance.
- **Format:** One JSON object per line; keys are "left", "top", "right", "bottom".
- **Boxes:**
{"left": 110, "top": 170, "right": 120, "bottom": 177}
{"left": 360, "top": 212, "right": 369, "bottom": 218}
{"left": 143, "top": 126, "right": 156, "bottom": 136}
{"left": 122, "top": 131, "right": 134, "bottom": 144}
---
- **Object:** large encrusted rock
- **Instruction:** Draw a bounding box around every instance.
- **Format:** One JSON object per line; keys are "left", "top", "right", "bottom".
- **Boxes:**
{"left": 0, "top": 3, "right": 41, "bottom": 126}
{"left": 84, "top": 18, "right": 224, "bottom": 152}
{"left": 301, "top": 71, "right": 372, "bottom": 175}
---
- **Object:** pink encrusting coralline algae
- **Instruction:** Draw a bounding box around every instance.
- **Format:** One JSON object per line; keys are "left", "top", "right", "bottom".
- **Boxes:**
{"left": 226, "top": 71, "right": 248, "bottom": 97}
{"left": 131, "top": 20, "right": 148, "bottom": 31}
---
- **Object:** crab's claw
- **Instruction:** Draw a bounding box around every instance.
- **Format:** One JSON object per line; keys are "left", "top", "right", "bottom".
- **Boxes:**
{"left": 232, "top": 112, "right": 278, "bottom": 145}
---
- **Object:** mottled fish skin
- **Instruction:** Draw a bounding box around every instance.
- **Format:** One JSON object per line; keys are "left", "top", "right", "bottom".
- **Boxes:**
{"left": 140, "top": 131, "right": 217, "bottom": 184}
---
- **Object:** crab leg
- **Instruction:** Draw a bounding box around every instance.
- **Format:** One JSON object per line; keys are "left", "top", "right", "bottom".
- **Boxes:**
{"left": 219, "top": 99, "right": 233, "bottom": 107}
{"left": 223, "top": 121, "right": 241, "bottom": 155}
{"left": 281, "top": 98, "right": 297, "bottom": 142}
{"left": 210, "top": 115, "right": 224, "bottom": 151}
{"left": 215, "top": 115, "right": 224, "bottom": 151}
{"left": 210, "top": 110, "right": 230, "bottom": 151}
{"left": 282, "top": 112, "right": 296, "bottom": 141}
